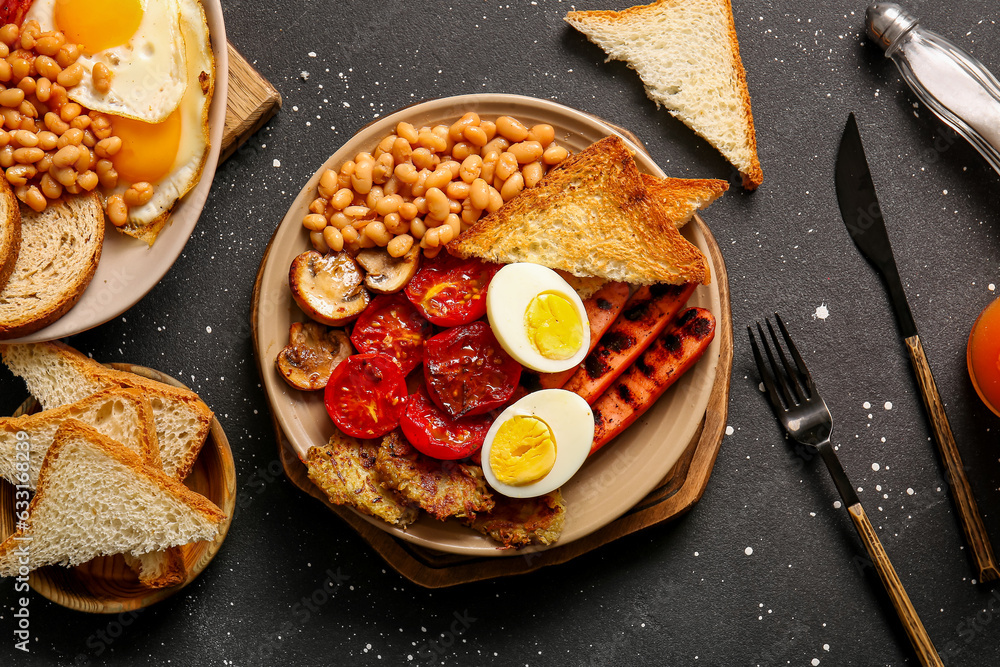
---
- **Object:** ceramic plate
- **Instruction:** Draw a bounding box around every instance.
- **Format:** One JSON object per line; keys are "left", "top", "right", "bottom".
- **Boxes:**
{"left": 253, "top": 94, "right": 725, "bottom": 556}
{"left": 7, "top": 0, "right": 229, "bottom": 343}
{"left": 0, "top": 365, "right": 236, "bottom": 613}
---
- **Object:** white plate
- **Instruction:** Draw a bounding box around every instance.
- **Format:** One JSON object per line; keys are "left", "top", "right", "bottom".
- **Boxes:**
{"left": 254, "top": 94, "right": 725, "bottom": 556}
{"left": 8, "top": 0, "right": 229, "bottom": 343}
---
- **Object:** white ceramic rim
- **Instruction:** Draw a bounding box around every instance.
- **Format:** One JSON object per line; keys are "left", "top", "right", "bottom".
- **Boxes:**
{"left": 255, "top": 94, "right": 724, "bottom": 556}
{"left": 9, "top": 0, "right": 229, "bottom": 343}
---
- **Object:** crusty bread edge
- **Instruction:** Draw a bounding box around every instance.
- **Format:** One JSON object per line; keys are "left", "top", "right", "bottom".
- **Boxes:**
{"left": 0, "top": 194, "right": 106, "bottom": 339}
{"left": 0, "top": 178, "right": 20, "bottom": 293}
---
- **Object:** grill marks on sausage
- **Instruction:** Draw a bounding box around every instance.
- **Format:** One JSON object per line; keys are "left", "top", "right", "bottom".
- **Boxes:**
{"left": 596, "top": 298, "right": 613, "bottom": 311}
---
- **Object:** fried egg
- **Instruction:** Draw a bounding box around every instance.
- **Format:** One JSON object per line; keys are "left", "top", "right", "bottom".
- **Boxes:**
{"left": 481, "top": 389, "right": 594, "bottom": 498}
{"left": 486, "top": 263, "right": 590, "bottom": 373}
{"left": 107, "top": 0, "right": 213, "bottom": 240}
{"left": 26, "top": 0, "right": 188, "bottom": 123}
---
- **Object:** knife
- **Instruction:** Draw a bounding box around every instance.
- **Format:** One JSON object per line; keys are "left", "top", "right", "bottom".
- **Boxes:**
{"left": 835, "top": 112, "right": 1000, "bottom": 583}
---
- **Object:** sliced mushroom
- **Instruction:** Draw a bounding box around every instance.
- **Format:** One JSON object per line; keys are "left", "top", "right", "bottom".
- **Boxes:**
{"left": 289, "top": 250, "right": 370, "bottom": 325}
{"left": 356, "top": 246, "right": 421, "bottom": 294}
{"left": 276, "top": 322, "right": 352, "bottom": 390}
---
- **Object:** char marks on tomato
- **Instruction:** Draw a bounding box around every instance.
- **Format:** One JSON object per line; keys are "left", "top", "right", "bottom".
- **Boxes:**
{"left": 404, "top": 253, "right": 500, "bottom": 327}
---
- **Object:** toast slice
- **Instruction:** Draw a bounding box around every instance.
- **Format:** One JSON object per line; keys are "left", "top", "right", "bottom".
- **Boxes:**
{"left": 641, "top": 174, "right": 728, "bottom": 228}
{"left": 1, "top": 341, "right": 212, "bottom": 481}
{"left": 0, "top": 421, "right": 224, "bottom": 576}
{"left": 0, "top": 178, "right": 19, "bottom": 293}
{"left": 566, "top": 0, "right": 763, "bottom": 189}
{"left": 0, "top": 194, "right": 104, "bottom": 339}
{"left": 449, "top": 136, "right": 708, "bottom": 285}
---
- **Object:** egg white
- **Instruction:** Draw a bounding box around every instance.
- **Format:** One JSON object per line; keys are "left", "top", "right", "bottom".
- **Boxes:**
{"left": 112, "top": 0, "right": 213, "bottom": 238}
{"left": 26, "top": 0, "right": 188, "bottom": 123}
{"left": 481, "top": 389, "right": 594, "bottom": 499}
{"left": 486, "top": 263, "right": 591, "bottom": 373}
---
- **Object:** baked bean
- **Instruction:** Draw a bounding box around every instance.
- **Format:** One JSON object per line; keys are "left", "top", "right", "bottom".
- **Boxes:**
{"left": 59, "top": 102, "right": 81, "bottom": 123}
{"left": 35, "top": 56, "right": 62, "bottom": 81}
{"left": 21, "top": 184, "right": 44, "bottom": 212}
{"left": 16, "top": 76, "right": 34, "bottom": 95}
{"left": 309, "top": 230, "right": 329, "bottom": 253}
{"left": 0, "top": 87, "right": 23, "bottom": 107}
{"left": 9, "top": 57, "right": 30, "bottom": 81}
{"left": 0, "top": 108, "right": 18, "bottom": 130}
{"left": 398, "top": 201, "right": 418, "bottom": 220}
{"left": 396, "top": 122, "right": 418, "bottom": 144}
{"left": 13, "top": 147, "right": 42, "bottom": 163}
{"left": 34, "top": 33, "right": 63, "bottom": 57}
{"left": 411, "top": 170, "right": 429, "bottom": 198}
{"left": 382, "top": 175, "right": 401, "bottom": 196}
{"left": 96, "top": 160, "right": 117, "bottom": 188}
{"left": 441, "top": 160, "right": 461, "bottom": 179}
{"left": 322, "top": 225, "right": 344, "bottom": 252}
{"left": 449, "top": 112, "right": 479, "bottom": 141}
{"left": 17, "top": 116, "right": 33, "bottom": 132}
{"left": 394, "top": 162, "right": 418, "bottom": 185}
{"left": 459, "top": 154, "right": 482, "bottom": 183}
{"left": 123, "top": 182, "right": 153, "bottom": 207}
{"left": 74, "top": 145, "right": 92, "bottom": 171}
{"left": 0, "top": 130, "right": 8, "bottom": 147}
{"left": 422, "top": 227, "right": 441, "bottom": 248}
{"left": 357, "top": 233, "right": 376, "bottom": 249}
{"left": 381, "top": 212, "right": 404, "bottom": 235}
{"left": 4, "top": 163, "right": 30, "bottom": 185}
{"left": 0, "top": 24, "right": 18, "bottom": 47}
{"left": 94, "top": 136, "right": 121, "bottom": 158}
{"left": 377, "top": 134, "right": 397, "bottom": 155}
{"left": 351, "top": 158, "right": 373, "bottom": 194}
{"left": 461, "top": 203, "right": 483, "bottom": 227}
{"left": 469, "top": 178, "right": 490, "bottom": 210}
{"left": 410, "top": 217, "right": 427, "bottom": 239}
{"left": 509, "top": 141, "right": 543, "bottom": 164}
{"left": 423, "top": 244, "right": 442, "bottom": 259}
{"left": 332, "top": 186, "right": 357, "bottom": 210}
{"left": 76, "top": 169, "right": 98, "bottom": 191}
{"left": 424, "top": 165, "right": 451, "bottom": 190}
{"left": 17, "top": 100, "right": 35, "bottom": 119}
{"left": 527, "top": 124, "right": 555, "bottom": 147}
{"left": 56, "top": 62, "right": 84, "bottom": 87}
{"left": 451, "top": 141, "right": 475, "bottom": 161}
{"left": 481, "top": 151, "right": 499, "bottom": 182}
{"left": 35, "top": 154, "right": 51, "bottom": 172}
{"left": 523, "top": 161, "right": 544, "bottom": 188}
{"left": 387, "top": 233, "right": 413, "bottom": 258}
{"left": 479, "top": 120, "right": 497, "bottom": 142}
{"left": 0, "top": 60, "right": 10, "bottom": 82}
{"left": 340, "top": 225, "right": 360, "bottom": 245}
{"left": 303, "top": 213, "right": 327, "bottom": 231}
{"left": 344, "top": 205, "right": 371, "bottom": 219}
{"left": 495, "top": 152, "right": 519, "bottom": 181}
{"left": 309, "top": 197, "right": 327, "bottom": 215}
{"left": 375, "top": 193, "right": 403, "bottom": 216}
{"left": 364, "top": 220, "right": 391, "bottom": 246}
{"left": 487, "top": 186, "right": 503, "bottom": 213}
{"left": 55, "top": 43, "right": 80, "bottom": 68}
{"left": 44, "top": 111, "right": 68, "bottom": 134}
{"left": 51, "top": 165, "right": 77, "bottom": 187}
{"left": 446, "top": 180, "right": 470, "bottom": 200}
{"left": 39, "top": 173, "right": 61, "bottom": 199}
{"left": 365, "top": 185, "right": 384, "bottom": 209}
{"left": 543, "top": 144, "right": 569, "bottom": 165}
{"left": 93, "top": 63, "right": 112, "bottom": 93}
{"left": 58, "top": 128, "right": 83, "bottom": 147}
{"left": 481, "top": 137, "right": 509, "bottom": 157}
{"left": 390, "top": 137, "right": 411, "bottom": 165}
{"left": 444, "top": 213, "right": 461, "bottom": 239}
{"left": 411, "top": 147, "right": 435, "bottom": 170}
{"left": 500, "top": 172, "right": 525, "bottom": 201}
{"left": 36, "top": 130, "right": 57, "bottom": 151}
{"left": 318, "top": 168, "right": 338, "bottom": 198}
{"left": 417, "top": 129, "right": 446, "bottom": 153}
{"left": 11, "top": 129, "right": 36, "bottom": 147}
{"left": 34, "top": 76, "right": 50, "bottom": 102}
{"left": 425, "top": 187, "right": 450, "bottom": 221}
{"left": 323, "top": 212, "right": 347, "bottom": 230}
{"left": 449, "top": 199, "right": 461, "bottom": 215}
{"left": 496, "top": 116, "right": 529, "bottom": 142}
{"left": 462, "top": 124, "right": 487, "bottom": 147}
{"left": 70, "top": 115, "right": 90, "bottom": 130}
{"left": 48, "top": 83, "right": 69, "bottom": 109}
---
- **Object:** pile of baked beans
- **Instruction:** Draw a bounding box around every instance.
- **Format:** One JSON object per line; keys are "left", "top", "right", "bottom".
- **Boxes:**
{"left": 0, "top": 21, "right": 153, "bottom": 222}
{"left": 303, "top": 113, "right": 571, "bottom": 259}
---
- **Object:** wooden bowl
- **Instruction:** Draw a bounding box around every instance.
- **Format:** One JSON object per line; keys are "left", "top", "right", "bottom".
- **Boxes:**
{"left": 0, "top": 365, "right": 236, "bottom": 613}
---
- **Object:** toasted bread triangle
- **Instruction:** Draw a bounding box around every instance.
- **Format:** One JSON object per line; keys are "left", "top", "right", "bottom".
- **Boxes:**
{"left": 449, "top": 136, "right": 708, "bottom": 285}
{"left": 0, "top": 420, "right": 223, "bottom": 576}
{"left": 566, "top": 0, "right": 763, "bottom": 189}
{"left": 641, "top": 174, "right": 728, "bottom": 228}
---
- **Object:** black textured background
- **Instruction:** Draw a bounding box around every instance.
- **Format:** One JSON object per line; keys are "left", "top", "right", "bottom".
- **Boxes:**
{"left": 3, "top": 0, "right": 1000, "bottom": 665}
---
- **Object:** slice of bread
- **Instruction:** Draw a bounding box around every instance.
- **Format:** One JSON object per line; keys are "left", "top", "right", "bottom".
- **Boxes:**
{"left": 449, "top": 136, "right": 708, "bottom": 285}
{"left": 566, "top": 0, "right": 763, "bottom": 189}
{"left": 0, "top": 387, "right": 158, "bottom": 489}
{"left": 1, "top": 341, "right": 212, "bottom": 481}
{"left": 0, "top": 194, "right": 105, "bottom": 339}
{"left": 0, "top": 179, "right": 20, "bottom": 293}
{"left": 0, "top": 420, "right": 224, "bottom": 576}
{"left": 641, "top": 174, "right": 729, "bottom": 228}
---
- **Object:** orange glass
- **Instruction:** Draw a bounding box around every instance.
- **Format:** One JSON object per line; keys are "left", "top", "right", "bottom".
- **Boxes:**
{"left": 968, "top": 297, "right": 1000, "bottom": 417}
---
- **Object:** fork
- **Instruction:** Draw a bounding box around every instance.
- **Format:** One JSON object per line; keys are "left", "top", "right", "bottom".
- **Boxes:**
{"left": 749, "top": 314, "right": 942, "bottom": 667}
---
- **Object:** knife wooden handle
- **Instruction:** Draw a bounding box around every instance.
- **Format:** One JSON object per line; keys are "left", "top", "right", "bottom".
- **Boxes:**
{"left": 905, "top": 334, "right": 1000, "bottom": 582}
{"left": 848, "top": 503, "right": 943, "bottom": 667}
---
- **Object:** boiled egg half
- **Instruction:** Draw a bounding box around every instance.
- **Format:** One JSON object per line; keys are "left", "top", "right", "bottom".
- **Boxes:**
{"left": 481, "top": 389, "right": 594, "bottom": 498}
{"left": 486, "top": 263, "right": 590, "bottom": 373}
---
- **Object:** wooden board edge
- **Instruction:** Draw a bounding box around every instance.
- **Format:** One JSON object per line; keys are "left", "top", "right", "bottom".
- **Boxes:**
{"left": 221, "top": 42, "right": 282, "bottom": 163}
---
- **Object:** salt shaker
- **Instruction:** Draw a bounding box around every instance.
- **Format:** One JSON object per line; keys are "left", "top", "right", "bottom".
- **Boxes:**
{"left": 867, "top": 3, "right": 1000, "bottom": 175}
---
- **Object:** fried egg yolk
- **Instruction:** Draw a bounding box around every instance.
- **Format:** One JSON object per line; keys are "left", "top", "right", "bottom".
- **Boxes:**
{"left": 109, "top": 108, "right": 183, "bottom": 184}
{"left": 525, "top": 291, "right": 584, "bottom": 361}
{"left": 54, "top": 0, "right": 143, "bottom": 54}
{"left": 489, "top": 416, "right": 557, "bottom": 486}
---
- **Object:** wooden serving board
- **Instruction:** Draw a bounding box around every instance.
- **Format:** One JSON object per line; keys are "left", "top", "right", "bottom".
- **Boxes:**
{"left": 220, "top": 42, "right": 282, "bottom": 162}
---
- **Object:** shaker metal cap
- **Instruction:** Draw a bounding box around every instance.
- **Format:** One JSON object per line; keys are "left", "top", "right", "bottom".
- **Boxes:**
{"left": 867, "top": 3, "right": 919, "bottom": 54}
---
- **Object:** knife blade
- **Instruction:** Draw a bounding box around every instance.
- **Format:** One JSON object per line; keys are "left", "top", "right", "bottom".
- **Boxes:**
{"left": 835, "top": 112, "right": 1000, "bottom": 583}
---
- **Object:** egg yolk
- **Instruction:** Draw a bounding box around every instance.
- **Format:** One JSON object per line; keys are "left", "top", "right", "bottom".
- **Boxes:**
{"left": 489, "top": 416, "right": 557, "bottom": 486}
{"left": 524, "top": 292, "right": 583, "bottom": 360}
{"left": 968, "top": 298, "right": 1000, "bottom": 417}
{"left": 55, "top": 0, "right": 144, "bottom": 55}
{"left": 109, "top": 108, "right": 181, "bottom": 184}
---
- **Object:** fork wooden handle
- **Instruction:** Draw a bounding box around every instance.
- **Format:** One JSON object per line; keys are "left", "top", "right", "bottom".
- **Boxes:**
{"left": 905, "top": 334, "right": 1000, "bottom": 582}
{"left": 848, "top": 503, "right": 943, "bottom": 667}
